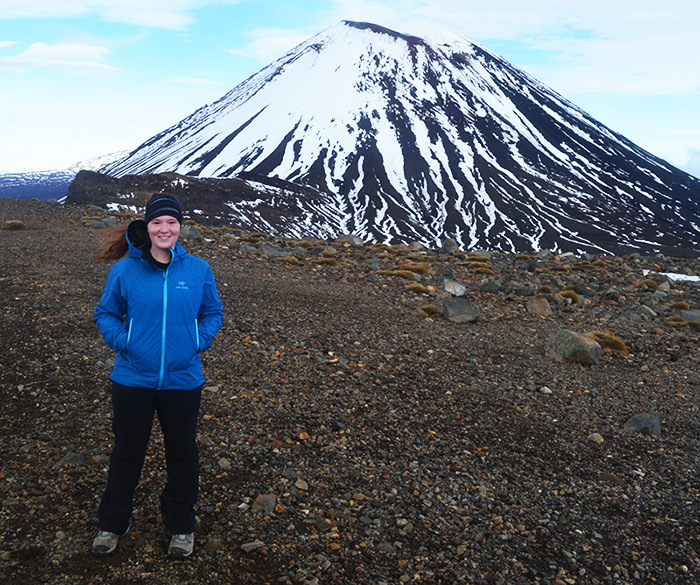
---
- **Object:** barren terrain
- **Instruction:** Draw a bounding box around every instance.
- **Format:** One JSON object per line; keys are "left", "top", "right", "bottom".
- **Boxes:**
{"left": 1, "top": 198, "right": 699, "bottom": 585}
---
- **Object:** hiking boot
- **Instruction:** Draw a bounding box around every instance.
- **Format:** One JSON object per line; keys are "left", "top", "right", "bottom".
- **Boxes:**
{"left": 91, "top": 526, "right": 129, "bottom": 556}
{"left": 168, "top": 533, "right": 194, "bottom": 558}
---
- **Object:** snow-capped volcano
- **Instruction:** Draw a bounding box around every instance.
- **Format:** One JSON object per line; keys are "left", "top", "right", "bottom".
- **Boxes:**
{"left": 102, "top": 21, "right": 700, "bottom": 255}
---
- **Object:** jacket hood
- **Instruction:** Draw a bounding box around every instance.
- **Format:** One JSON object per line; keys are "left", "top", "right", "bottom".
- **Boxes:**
{"left": 126, "top": 219, "right": 186, "bottom": 263}
{"left": 126, "top": 220, "right": 149, "bottom": 259}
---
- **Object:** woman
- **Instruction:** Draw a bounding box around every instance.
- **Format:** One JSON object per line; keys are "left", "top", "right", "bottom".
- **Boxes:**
{"left": 91, "top": 193, "right": 223, "bottom": 558}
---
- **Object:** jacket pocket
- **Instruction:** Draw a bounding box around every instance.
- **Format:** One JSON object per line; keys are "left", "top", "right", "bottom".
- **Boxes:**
{"left": 124, "top": 320, "right": 160, "bottom": 374}
{"left": 123, "top": 318, "right": 133, "bottom": 362}
{"left": 166, "top": 321, "right": 199, "bottom": 372}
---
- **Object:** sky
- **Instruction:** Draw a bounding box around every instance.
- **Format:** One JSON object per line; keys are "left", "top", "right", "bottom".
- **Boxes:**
{"left": 1, "top": 0, "right": 699, "bottom": 178}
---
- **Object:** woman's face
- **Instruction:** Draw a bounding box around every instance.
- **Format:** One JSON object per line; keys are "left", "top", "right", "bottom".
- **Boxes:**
{"left": 148, "top": 215, "right": 180, "bottom": 253}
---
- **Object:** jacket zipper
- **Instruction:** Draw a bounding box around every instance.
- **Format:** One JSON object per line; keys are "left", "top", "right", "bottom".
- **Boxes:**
{"left": 158, "top": 258, "right": 171, "bottom": 389}
{"left": 126, "top": 318, "right": 133, "bottom": 364}
{"left": 195, "top": 318, "right": 200, "bottom": 353}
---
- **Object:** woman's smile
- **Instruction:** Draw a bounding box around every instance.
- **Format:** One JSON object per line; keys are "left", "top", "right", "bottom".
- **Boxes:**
{"left": 147, "top": 215, "right": 180, "bottom": 261}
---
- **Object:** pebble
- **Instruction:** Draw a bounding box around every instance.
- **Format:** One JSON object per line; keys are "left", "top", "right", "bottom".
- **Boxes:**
{"left": 203, "top": 537, "right": 223, "bottom": 553}
{"left": 241, "top": 541, "right": 266, "bottom": 553}
{"left": 252, "top": 493, "right": 278, "bottom": 514}
{"left": 53, "top": 452, "right": 86, "bottom": 468}
{"left": 624, "top": 412, "right": 662, "bottom": 435}
{"left": 314, "top": 517, "right": 333, "bottom": 532}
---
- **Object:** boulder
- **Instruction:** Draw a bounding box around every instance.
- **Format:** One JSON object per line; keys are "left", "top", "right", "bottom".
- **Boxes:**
{"left": 527, "top": 297, "right": 552, "bottom": 317}
{"left": 336, "top": 234, "right": 364, "bottom": 247}
{"left": 83, "top": 219, "right": 106, "bottom": 229}
{"left": 480, "top": 279, "right": 503, "bottom": 293}
{"left": 442, "top": 297, "right": 481, "bottom": 323}
{"left": 510, "top": 281, "right": 536, "bottom": 296}
{"left": 443, "top": 278, "right": 467, "bottom": 297}
{"left": 441, "top": 238, "right": 459, "bottom": 252}
{"left": 677, "top": 309, "right": 700, "bottom": 322}
{"left": 545, "top": 329, "right": 602, "bottom": 365}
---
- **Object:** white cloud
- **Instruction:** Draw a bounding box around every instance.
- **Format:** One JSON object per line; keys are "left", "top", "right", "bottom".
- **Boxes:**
{"left": 320, "top": 0, "right": 700, "bottom": 96}
{"left": 0, "top": 41, "right": 112, "bottom": 71}
{"left": 0, "top": 0, "right": 86, "bottom": 19}
{"left": 97, "top": 1, "right": 197, "bottom": 29}
{"left": 227, "top": 28, "right": 311, "bottom": 63}
{"left": 0, "top": 40, "right": 18, "bottom": 48}
{"left": 0, "top": 0, "right": 242, "bottom": 30}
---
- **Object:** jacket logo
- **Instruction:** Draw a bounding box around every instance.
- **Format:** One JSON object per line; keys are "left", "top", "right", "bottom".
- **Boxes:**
{"left": 176, "top": 281, "right": 189, "bottom": 290}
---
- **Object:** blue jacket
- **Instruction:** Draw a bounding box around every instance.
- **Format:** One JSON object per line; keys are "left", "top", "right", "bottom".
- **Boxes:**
{"left": 94, "top": 221, "right": 223, "bottom": 390}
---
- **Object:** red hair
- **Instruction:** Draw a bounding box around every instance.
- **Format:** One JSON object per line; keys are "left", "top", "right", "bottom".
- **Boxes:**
{"left": 94, "top": 225, "right": 129, "bottom": 263}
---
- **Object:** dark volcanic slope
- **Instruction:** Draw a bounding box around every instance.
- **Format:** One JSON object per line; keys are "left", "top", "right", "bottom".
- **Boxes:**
{"left": 66, "top": 169, "right": 341, "bottom": 238}
{"left": 1, "top": 198, "right": 699, "bottom": 585}
{"left": 101, "top": 21, "right": 700, "bottom": 255}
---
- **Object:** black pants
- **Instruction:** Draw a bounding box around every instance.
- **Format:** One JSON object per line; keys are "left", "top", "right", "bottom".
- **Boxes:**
{"left": 98, "top": 381, "right": 202, "bottom": 535}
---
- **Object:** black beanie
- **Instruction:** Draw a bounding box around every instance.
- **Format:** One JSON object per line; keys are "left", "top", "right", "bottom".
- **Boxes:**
{"left": 145, "top": 194, "right": 183, "bottom": 224}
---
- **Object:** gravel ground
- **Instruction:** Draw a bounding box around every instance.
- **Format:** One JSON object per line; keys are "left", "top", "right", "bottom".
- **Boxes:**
{"left": 1, "top": 197, "right": 699, "bottom": 585}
